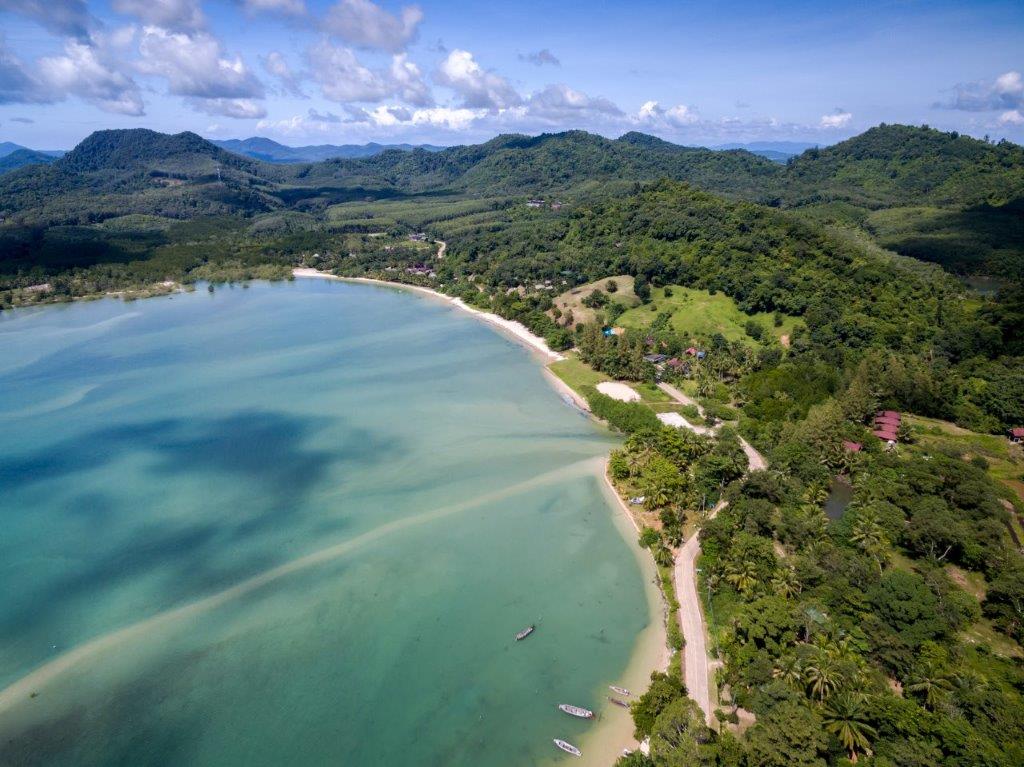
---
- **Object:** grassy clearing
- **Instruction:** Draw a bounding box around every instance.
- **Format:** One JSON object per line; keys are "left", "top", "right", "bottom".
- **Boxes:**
{"left": 616, "top": 285, "right": 801, "bottom": 344}
{"left": 550, "top": 275, "right": 640, "bottom": 327}
{"left": 548, "top": 354, "right": 611, "bottom": 394}
{"left": 905, "top": 415, "right": 1024, "bottom": 507}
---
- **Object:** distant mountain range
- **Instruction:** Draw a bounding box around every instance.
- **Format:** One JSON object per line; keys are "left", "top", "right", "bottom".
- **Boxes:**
{"left": 210, "top": 137, "right": 447, "bottom": 163}
{"left": 712, "top": 141, "right": 822, "bottom": 163}
{"left": 0, "top": 142, "right": 65, "bottom": 173}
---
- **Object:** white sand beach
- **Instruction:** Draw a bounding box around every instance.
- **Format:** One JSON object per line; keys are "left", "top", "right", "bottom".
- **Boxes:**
{"left": 292, "top": 269, "right": 565, "bottom": 361}
{"left": 596, "top": 381, "right": 640, "bottom": 402}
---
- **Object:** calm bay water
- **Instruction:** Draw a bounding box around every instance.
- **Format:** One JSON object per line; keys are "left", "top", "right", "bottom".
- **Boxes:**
{"left": 0, "top": 279, "right": 652, "bottom": 766}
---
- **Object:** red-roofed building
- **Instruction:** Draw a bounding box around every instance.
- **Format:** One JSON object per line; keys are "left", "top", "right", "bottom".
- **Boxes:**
{"left": 1010, "top": 427, "right": 1024, "bottom": 444}
{"left": 843, "top": 441, "right": 863, "bottom": 453}
{"left": 685, "top": 347, "right": 699, "bottom": 356}
{"left": 873, "top": 429, "right": 898, "bottom": 442}
{"left": 874, "top": 415, "right": 901, "bottom": 427}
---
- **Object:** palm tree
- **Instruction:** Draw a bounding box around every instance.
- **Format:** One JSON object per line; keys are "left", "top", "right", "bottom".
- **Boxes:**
{"left": 725, "top": 559, "right": 760, "bottom": 598}
{"left": 906, "top": 662, "right": 954, "bottom": 710}
{"left": 851, "top": 511, "right": 888, "bottom": 574}
{"left": 625, "top": 449, "right": 646, "bottom": 478}
{"left": 804, "top": 653, "right": 842, "bottom": 701}
{"left": 771, "top": 565, "right": 801, "bottom": 599}
{"left": 772, "top": 654, "right": 804, "bottom": 688}
{"left": 653, "top": 544, "right": 676, "bottom": 568}
{"left": 822, "top": 692, "right": 877, "bottom": 763}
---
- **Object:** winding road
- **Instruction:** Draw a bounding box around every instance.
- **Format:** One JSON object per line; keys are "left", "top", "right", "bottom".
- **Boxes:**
{"left": 657, "top": 381, "right": 765, "bottom": 722}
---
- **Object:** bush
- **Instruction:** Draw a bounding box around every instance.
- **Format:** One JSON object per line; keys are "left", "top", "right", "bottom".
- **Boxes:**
{"left": 585, "top": 390, "right": 662, "bottom": 433}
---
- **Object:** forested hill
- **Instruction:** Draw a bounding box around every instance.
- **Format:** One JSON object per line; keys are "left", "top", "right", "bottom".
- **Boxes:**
{"left": 0, "top": 124, "right": 1022, "bottom": 278}
{"left": 778, "top": 124, "right": 1024, "bottom": 208}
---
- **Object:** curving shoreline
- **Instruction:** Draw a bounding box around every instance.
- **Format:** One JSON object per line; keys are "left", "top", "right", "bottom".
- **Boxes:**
{"left": 295, "top": 269, "right": 665, "bottom": 766}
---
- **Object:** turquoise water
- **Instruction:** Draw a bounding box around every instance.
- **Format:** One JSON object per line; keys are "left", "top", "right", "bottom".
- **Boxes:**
{"left": 0, "top": 280, "right": 651, "bottom": 766}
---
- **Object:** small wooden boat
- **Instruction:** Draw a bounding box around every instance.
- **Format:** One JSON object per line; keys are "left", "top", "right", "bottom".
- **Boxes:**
{"left": 558, "top": 703, "right": 594, "bottom": 719}
{"left": 553, "top": 739, "right": 582, "bottom": 757}
{"left": 609, "top": 685, "right": 631, "bottom": 696}
{"left": 608, "top": 696, "right": 630, "bottom": 709}
{"left": 515, "top": 625, "right": 535, "bottom": 641}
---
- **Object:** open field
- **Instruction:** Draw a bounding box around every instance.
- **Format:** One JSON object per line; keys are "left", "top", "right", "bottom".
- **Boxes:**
{"left": 550, "top": 275, "right": 640, "bottom": 327}
{"left": 615, "top": 285, "right": 801, "bottom": 344}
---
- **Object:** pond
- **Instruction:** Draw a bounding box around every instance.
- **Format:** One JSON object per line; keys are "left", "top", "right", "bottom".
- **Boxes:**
{"left": 824, "top": 476, "right": 854, "bottom": 521}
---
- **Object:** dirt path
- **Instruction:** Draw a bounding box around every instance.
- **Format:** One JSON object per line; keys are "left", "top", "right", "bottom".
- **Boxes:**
{"left": 435, "top": 240, "right": 446, "bottom": 259}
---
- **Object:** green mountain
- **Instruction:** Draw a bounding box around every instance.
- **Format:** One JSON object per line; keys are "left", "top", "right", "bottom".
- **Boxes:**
{"left": 0, "top": 148, "right": 60, "bottom": 175}
{"left": 212, "top": 137, "right": 446, "bottom": 163}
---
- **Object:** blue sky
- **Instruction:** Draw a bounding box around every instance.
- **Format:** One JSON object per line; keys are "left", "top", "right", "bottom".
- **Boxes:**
{"left": 1, "top": 0, "right": 1022, "bottom": 149}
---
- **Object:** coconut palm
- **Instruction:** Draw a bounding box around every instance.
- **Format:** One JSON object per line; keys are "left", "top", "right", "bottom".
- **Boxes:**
{"left": 906, "top": 662, "right": 954, "bottom": 710}
{"left": 804, "top": 652, "right": 842, "bottom": 701}
{"left": 822, "top": 691, "right": 877, "bottom": 763}
{"left": 771, "top": 565, "right": 802, "bottom": 599}
{"left": 851, "top": 511, "right": 889, "bottom": 574}
{"left": 725, "top": 559, "right": 760, "bottom": 598}
{"left": 653, "top": 544, "right": 676, "bottom": 568}
{"left": 772, "top": 654, "right": 804, "bottom": 688}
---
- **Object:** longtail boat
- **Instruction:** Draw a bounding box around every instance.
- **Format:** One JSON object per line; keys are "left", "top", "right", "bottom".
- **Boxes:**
{"left": 558, "top": 703, "right": 594, "bottom": 719}
{"left": 553, "top": 739, "right": 582, "bottom": 757}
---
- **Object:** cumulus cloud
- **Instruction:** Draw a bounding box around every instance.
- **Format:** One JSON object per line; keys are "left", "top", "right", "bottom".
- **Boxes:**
{"left": 819, "top": 109, "right": 852, "bottom": 128}
{"left": 0, "top": 0, "right": 95, "bottom": 39}
{"left": 262, "top": 51, "right": 305, "bottom": 97}
{"left": 638, "top": 100, "right": 699, "bottom": 127}
{"left": 324, "top": 0, "right": 422, "bottom": 53}
{"left": 138, "top": 27, "right": 264, "bottom": 100}
{"left": 940, "top": 70, "right": 1023, "bottom": 112}
{"left": 519, "top": 49, "right": 560, "bottom": 67}
{"left": 137, "top": 26, "right": 265, "bottom": 117}
{"left": 527, "top": 84, "right": 622, "bottom": 120}
{"left": 112, "top": 0, "right": 204, "bottom": 31}
{"left": 308, "top": 41, "right": 430, "bottom": 106}
{"left": 38, "top": 39, "right": 145, "bottom": 115}
{"left": 436, "top": 49, "right": 521, "bottom": 110}
{"left": 999, "top": 109, "right": 1024, "bottom": 126}
{"left": 307, "top": 107, "right": 342, "bottom": 123}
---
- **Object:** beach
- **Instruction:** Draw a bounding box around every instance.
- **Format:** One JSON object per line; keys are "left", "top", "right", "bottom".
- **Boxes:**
{"left": 292, "top": 268, "right": 565, "bottom": 362}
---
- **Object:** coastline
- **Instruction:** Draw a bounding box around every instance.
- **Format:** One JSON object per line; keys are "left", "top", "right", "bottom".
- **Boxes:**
{"left": 297, "top": 269, "right": 664, "bottom": 766}
{"left": 292, "top": 269, "right": 565, "bottom": 362}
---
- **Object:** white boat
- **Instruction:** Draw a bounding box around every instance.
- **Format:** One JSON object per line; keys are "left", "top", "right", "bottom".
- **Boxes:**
{"left": 553, "top": 739, "right": 582, "bottom": 757}
{"left": 515, "top": 625, "right": 535, "bottom": 641}
{"left": 609, "top": 685, "right": 631, "bottom": 696}
{"left": 558, "top": 703, "right": 594, "bottom": 719}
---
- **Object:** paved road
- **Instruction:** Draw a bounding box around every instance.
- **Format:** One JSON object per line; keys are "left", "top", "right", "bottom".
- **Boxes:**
{"left": 658, "top": 380, "right": 765, "bottom": 723}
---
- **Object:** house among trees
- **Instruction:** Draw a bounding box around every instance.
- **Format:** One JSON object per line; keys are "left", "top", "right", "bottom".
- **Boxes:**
{"left": 408, "top": 232, "right": 428, "bottom": 242}
{"left": 526, "top": 199, "right": 545, "bottom": 208}
{"left": 872, "top": 410, "right": 901, "bottom": 444}
{"left": 842, "top": 440, "right": 863, "bottom": 453}
{"left": 643, "top": 353, "right": 668, "bottom": 364}
{"left": 1010, "top": 427, "right": 1024, "bottom": 444}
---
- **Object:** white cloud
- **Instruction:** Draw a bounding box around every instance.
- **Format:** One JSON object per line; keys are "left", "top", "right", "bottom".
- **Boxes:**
{"left": 308, "top": 41, "right": 431, "bottom": 106}
{"left": 0, "top": 38, "right": 53, "bottom": 104}
{"left": 324, "top": 0, "right": 422, "bottom": 53}
{"left": 262, "top": 51, "right": 304, "bottom": 97}
{"left": 436, "top": 49, "right": 521, "bottom": 110}
{"left": 138, "top": 26, "right": 264, "bottom": 100}
{"left": 389, "top": 53, "right": 431, "bottom": 106}
{"left": 191, "top": 97, "right": 265, "bottom": 118}
{"left": 820, "top": 109, "right": 852, "bottom": 128}
{"left": 637, "top": 100, "right": 699, "bottom": 127}
{"left": 38, "top": 39, "right": 145, "bottom": 115}
{"left": 527, "top": 84, "right": 622, "bottom": 120}
{"left": 999, "top": 109, "right": 1024, "bottom": 126}
{"left": 112, "top": 0, "right": 204, "bottom": 31}
{"left": 940, "top": 70, "right": 1023, "bottom": 112}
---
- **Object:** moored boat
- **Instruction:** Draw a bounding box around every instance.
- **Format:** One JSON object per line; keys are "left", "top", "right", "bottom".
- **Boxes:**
{"left": 608, "top": 696, "right": 630, "bottom": 708}
{"left": 558, "top": 703, "right": 594, "bottom": 719}
{"left": 553, "top": 739, "right": 582, "bottom": 757}
{"left": 609, "top": 685, "right": 631, "bottom": 696}
{"left": 515, "top": 625, "right": 535, "bottom": 641}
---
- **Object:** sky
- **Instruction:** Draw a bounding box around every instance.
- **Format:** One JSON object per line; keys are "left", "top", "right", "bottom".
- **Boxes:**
{"left": 0, "top": 0, "right": 1022, "bottom": 150}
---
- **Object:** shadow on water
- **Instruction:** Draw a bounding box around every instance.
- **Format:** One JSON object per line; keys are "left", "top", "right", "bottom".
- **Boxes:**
{"left": 0, "top": 649, "right": 208, "bottom": 767}
{"left": 0, "top": 410, "right": 406, "bottom": 644}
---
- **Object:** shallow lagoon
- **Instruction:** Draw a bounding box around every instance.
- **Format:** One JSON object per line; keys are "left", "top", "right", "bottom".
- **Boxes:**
{"left": 0, "top": 280, "right": 652, "bottom": 766}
